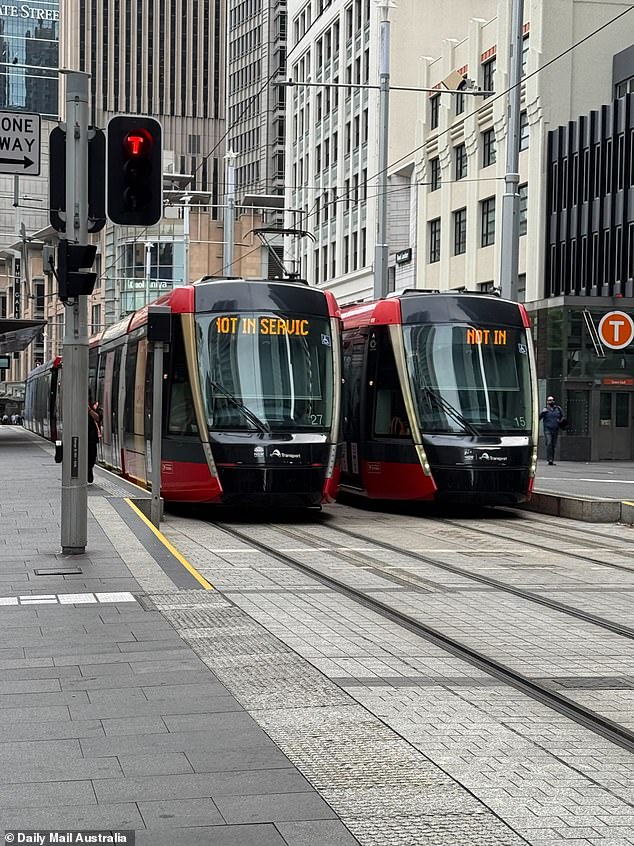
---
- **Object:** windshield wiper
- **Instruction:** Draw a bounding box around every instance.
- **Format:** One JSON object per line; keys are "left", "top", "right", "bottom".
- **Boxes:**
{"left": 209, "top": 379, "right": 271, "bottom": 434}
{"left": 422, "top": 386, "right": 481, "bottom": 438}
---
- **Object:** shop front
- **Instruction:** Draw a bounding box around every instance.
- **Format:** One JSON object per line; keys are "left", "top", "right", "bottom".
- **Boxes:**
{"left": 527, "top": 296, "right": 634, "bottom": 461}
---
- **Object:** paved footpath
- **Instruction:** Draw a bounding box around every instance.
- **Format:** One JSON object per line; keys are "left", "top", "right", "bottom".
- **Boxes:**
{"left": 0, "top": 426, "right": 358, "bottom": 846}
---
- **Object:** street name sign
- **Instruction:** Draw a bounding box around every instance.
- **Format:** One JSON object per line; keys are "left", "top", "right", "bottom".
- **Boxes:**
{"left": 0, "top": 111, "right": 40, "bottom": 175}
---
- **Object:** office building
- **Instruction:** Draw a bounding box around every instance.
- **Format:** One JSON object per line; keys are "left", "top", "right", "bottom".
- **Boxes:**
{"left": 285, "top": 0, "right": 496, "bottom": 301}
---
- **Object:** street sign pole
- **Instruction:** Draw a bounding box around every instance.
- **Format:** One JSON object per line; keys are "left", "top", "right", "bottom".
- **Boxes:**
{"left": 60, "top": 71, "right": 90, "bottom": 554}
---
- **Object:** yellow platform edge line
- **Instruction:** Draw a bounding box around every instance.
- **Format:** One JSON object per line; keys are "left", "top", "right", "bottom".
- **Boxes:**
{"left": 124, "top": 498, "right": 214, "bottom": 590}
{"left": 622, "top": 501, "right": 634, "bottom": 507}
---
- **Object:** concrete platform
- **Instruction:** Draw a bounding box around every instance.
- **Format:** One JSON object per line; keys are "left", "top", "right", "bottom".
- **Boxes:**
{"left": 530, "top": 460, "right": 634, "bottom": 523}
{"left": 0, "top": 426, "right": 359, "bottom": 845}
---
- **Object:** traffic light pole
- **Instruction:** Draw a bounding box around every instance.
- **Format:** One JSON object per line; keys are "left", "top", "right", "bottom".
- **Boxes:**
{"left": 61, "top": 71, "right": 90, "bottom": 554}
{"left": 500, "top": 0, "right": 524, "bottom": 302}
{"left": 374, "top": 0, "right": 391, "bottom": 300}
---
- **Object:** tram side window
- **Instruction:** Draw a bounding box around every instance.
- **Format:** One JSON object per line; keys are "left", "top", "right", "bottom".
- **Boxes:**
{"left": 373, "top": 329, "right": 410, "bottom": 437}
{"left": 168, "top": 323, "right": 197, "bottom": 435}
{"left": 96, "top": 354, "right": 106, "bottom": 412}
{"left": 123, "top": 342, "right": 138, "bottom": 434}
{"left": 88, "top": 349, "right": 99, "bottom": 403}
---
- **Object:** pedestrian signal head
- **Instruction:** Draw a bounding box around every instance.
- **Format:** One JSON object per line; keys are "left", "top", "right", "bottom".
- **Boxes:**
{"left": 107, "top": 116, "right": 162, "bottom": 226}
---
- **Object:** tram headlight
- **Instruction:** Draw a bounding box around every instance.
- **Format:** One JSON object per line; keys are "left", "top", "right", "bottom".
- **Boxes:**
{"left": 416, "top": 445, "right": 432, "bottom": 476}
{"left": 325, "top": 444, "right": 338, "bottom": 478}
{"left": 529, "top": 446, "right": 538, "bottom": 477}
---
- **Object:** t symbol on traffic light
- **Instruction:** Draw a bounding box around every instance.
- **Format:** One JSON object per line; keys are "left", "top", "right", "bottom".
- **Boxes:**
{"left": 107, "top": 116, "right": 162, "bottom": 226}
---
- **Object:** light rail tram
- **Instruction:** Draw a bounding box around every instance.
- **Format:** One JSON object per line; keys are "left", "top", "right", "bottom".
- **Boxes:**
{"left": 340, "top": 291, "right": 538, "bottom": 505}
{"left": 25, "top": 277, "right": 342, "bottom": 506}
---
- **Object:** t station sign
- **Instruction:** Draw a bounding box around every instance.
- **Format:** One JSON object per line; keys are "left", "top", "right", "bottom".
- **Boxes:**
{"left": 0, "top": 111, "right": 40, "bottom": 175}
{"left": 598, "top": 311, "right": 634, "bottom": 350}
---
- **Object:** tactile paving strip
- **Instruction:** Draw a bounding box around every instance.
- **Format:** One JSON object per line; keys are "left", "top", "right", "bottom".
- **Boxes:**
{"left": 151, "top": 589, "right": 526, "bottom": 846}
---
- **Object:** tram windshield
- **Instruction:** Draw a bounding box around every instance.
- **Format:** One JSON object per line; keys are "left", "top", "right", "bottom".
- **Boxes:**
{"left": 403, "top": 323, "right": 533, "bottom": 434}
{"left": 196, "top": 312, "right": 335, "bottom": 432}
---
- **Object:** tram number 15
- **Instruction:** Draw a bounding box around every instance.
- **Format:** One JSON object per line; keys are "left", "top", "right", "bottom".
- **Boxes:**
{"left": 513, "top": 416, "right": 527, "bottom": 428}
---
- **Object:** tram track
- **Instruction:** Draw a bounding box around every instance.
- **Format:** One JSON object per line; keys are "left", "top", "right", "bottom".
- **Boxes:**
{"left": 418, "top": 515, "right": 634, "bottom": 573}
{"left": 213, "top": 520, "right": 634, "bottom": 755}
{"left": 269, "top": 521, "right": 634, "bottom": 639}
{"left": 499, "top": 507, "right": 634, "bottom": 543}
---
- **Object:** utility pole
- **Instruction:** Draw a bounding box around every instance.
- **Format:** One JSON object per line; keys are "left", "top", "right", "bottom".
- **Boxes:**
{"left": 182, "top": 193, "right": 191, "bottom": 285}
{"left": 60, "top": 71, "right": 90, "bottom": 554}
{"left": 223, "top": 150, "right": 236, "bottom": 275}
{"left": 145, "top": 241, "right": 153, "bottom": 305}
{"left": 374, "top": 0, "right": 392, "bottom": 300}
{"left": 500, "top": 0, "right": 524, "bottom": 302}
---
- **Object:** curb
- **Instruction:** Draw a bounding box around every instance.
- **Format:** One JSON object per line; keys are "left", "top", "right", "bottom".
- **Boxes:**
{"left": 522, "top": 491, "right": 628, "bottom": 523}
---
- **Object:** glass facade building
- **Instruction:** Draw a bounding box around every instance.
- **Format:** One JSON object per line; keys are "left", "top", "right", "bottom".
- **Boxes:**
{"left": 529, "top": 298, "right": 634, "bottom": 461}
{"left": 118, "top": 238, "right": 185, "bottom": 316}
{"left": 0, "top": 2, "right": 59, "bottom": 118}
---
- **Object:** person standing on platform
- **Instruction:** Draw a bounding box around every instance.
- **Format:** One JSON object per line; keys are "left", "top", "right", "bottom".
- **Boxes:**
{"left": 88, "top": 403, "right": 100, "bottom": 483}
{"left": 539, "top": 395, "right": 564, "bottom": 466}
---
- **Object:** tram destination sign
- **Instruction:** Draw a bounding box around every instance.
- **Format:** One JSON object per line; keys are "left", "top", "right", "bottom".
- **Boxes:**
{"left": 0, "top": 111, "right": 40, "bottom": 175}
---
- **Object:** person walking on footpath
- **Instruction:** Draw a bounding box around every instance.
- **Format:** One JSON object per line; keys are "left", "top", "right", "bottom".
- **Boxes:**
{"left": 539, "top": 395, "right": 565, "bottom": 465}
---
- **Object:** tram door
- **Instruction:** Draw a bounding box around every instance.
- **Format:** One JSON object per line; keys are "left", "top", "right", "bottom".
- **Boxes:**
{"left": 598, "top": 391, "right": 632, "bottom": 459}
{"left": 341, "top": 331, "right": 366, "bottom": 488}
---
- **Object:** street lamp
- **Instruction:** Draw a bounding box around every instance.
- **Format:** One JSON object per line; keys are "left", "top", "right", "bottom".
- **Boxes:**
{"left": 374, "top": 0, "right": 394, "bottom": 300}
{"left": 223, "top": 150, "right": 237, "bottom": 275}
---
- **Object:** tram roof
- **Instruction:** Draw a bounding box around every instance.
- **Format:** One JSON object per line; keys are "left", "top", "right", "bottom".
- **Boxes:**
{"left": 341, "top": 292, "right": 529, "bottom": 329}
{"left": 0, "top": 318, "right": 46, "bottom": 354}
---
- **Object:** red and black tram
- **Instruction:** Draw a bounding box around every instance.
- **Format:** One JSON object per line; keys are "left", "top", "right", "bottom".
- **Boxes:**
{"left": 340, "top": 292, "right": 538, "bottom": 505}
{"left": 25, "top": 277, "right": 342, "bottom": 506}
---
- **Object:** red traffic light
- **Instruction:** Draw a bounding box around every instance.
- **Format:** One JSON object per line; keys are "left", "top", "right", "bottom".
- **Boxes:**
{"left": 123, "top": 129, "right": 153, "bottom": 158}
{"left": 107, "top": 116, "right": 162, "bottom": 226}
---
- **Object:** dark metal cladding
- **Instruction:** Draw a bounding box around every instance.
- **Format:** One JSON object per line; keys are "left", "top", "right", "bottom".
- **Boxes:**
{"left": 424, "top": 436, "right": 533, "bottom": 505}
{"left": 208, "top": 433, "right": 331, "bottom": 506}
{"left": 195, "top": 278, "right": 330, "bottom": 316}
{"left": 399, "top": 294, "right": 524, "bottom": 327}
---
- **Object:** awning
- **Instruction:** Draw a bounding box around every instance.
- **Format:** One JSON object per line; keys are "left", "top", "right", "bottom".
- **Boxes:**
{"left": 0, "top": 318, "right": 46, "bottom": 354}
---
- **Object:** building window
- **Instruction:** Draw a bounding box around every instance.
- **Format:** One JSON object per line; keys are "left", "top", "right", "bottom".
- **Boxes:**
{"left": 521, "top": 35, "right": 529, "bottom": 78}
{"left": 480, "top": 197, "right": 496, "bottom": 247}
{"left": 519, "top": 183, "right": 528, "bottom": 236}
{"left": 453, "top": 208, "right": 467, "bottom": 255}
{"left": 517, "top": 273, "right": 526, "bottom": 302}
{"left": 479, "top": 280, "right": 495, "bottom": 293}
{"left": 430, "top": 94, "right": 440, "bottom": 130}
{"left": 429, "top": 218, "right": 441, "bottom": 263}
{"left": 430, "top": 157, "right": 441, "bottom": 191}
{"left": 482, "top": 57, "right": 495, "bottom": 97}
{"left": 455, "top": 143, "right": 467, "bottom": 180}
{"left": 519, "top": 110, "right": 529, "bottom": 151}
{"left": 455, "top": 91, "right": 465, "bottom": 115}
{"left": 482, "top": 128, "right": 496, "bottom": 167}
{"left": 616, "top": 75, "right": 634, "bottom": 98}
{"left": 91, "top": 304, "right": 101, "bottom": 335}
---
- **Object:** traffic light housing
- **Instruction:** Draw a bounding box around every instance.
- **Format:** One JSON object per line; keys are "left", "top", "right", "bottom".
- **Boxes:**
{"left": 57, "top": 241, "right": 98, "bottom": 301}
{"left": 107, "top": 116, "right": 162, "bottom": 226}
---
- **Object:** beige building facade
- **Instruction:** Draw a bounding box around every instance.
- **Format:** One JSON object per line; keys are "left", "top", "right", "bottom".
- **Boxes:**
{"left": 286, "top": 0, "right": 634, "bottom": 305}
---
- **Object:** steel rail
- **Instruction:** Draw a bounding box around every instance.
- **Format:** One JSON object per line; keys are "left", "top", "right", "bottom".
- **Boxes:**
{"left": 214, "top": 521, "right": 634, "bottom": 755}
{"left": 269, "top": 521, "right": 634, "bottom": 640}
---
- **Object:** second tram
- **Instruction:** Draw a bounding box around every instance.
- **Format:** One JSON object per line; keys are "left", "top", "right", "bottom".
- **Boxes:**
{"left": 25, "top": 277, "right": 342, "bottom": 506}
{"left": 340, "top": 292, "right": 538, "bottom": 505}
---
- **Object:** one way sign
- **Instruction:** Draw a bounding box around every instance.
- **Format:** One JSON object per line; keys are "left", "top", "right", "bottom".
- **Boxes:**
{"left": 0, "top": 111, "right": 40, "bottom": 176}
